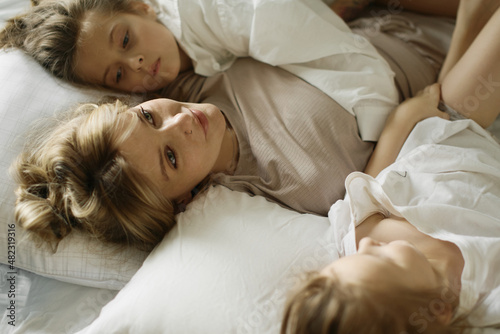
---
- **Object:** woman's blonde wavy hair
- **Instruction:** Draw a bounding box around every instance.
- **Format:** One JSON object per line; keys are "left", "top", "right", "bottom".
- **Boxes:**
{"left": 0, "top": 0, "right": 142, "bottom": 84}
{"left": 281, "top": 271, "right": 466, "bottom": 334}
{"left": 12, "top": 101, "right": 176, "bottom": 252}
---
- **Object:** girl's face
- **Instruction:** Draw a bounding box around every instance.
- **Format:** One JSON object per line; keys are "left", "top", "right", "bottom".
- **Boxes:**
{"left": 118, "top": 98, "right": 228, "bottom": 202}
{"left": 321, "top": 237, "right": 442, "bottom": 291}
{"left": 74, "top": 3, "right": 190, "bottom": 92}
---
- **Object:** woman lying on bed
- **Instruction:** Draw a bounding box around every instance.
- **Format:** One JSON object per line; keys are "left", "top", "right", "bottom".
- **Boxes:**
{"left": 8, "top": 1, "right": 460, "bottom": 251}
{"left": 281, "top": 1, "right": 500, "bottom": 333}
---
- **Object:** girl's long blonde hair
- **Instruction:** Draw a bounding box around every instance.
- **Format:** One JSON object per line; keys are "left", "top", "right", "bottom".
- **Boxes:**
{"left": 281, "top": 271, "right": 465, "bottom": 334}
{"left": 12, "top": 101, "right": 176, "bottom": 251}
{"left": 0, "top": 0, "right": 141, "bottom": 84}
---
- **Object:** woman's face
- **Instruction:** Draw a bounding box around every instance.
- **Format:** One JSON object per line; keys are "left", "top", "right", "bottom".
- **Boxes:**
{"left": 74, "top": 3, "right": 190, "bottom": 92}
{"left": 118, "top": 98, "right": 227, "bottom": 202}
{"left": 321, "top": 237, "right": 442, "bottom": 291}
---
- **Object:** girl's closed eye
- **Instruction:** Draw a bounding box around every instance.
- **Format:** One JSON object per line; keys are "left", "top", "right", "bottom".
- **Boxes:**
{"left": 140, "top": 106, "right": 155, "bottom": 125}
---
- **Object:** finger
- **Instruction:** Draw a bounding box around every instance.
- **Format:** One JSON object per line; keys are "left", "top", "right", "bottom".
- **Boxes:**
{"left": 428, "top": 83, "right": 441, "bottom": 96}
{"left": 428, "top": 83, "right": 441, "bottom": 105}
{"left": 419, "top": 83, "right": 438, "bottom": 96}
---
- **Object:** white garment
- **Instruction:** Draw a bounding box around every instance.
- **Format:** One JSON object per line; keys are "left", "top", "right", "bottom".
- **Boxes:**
{"left": 328, "top": 118, "right": 500, "bottom": 330}
{"left": 150, "top": 0, "right": 399, "bottom": 141}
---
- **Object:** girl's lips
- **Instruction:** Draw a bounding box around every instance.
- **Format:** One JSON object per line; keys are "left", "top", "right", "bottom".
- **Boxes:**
{"left": 190, "top": 109, "right": 208, "bottom": 138}
{"left": 150, "top": 59, "right": 161, "bottom": 76}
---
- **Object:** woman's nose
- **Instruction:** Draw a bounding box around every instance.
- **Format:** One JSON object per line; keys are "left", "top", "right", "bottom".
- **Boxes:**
{"left": 162, "top": 112, "right": 193, "bottom": 135}
{"left": 126, "top": 55, "right": 144, "bottom": 72}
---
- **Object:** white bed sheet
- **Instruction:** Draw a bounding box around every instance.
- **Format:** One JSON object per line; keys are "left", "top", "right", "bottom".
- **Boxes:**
{"left": 0, "top": 263, "right": 117, "bottom": 334}
{"left": 0, "top": 0, "right": 30, "bottom": 28}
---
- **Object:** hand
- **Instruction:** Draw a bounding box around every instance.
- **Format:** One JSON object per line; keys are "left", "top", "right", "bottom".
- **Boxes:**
{"left": 388, "top": 83, "right": 450, "bottom": 130}
{"left": 364, "top": 84, "right": 449, "bottom": 177}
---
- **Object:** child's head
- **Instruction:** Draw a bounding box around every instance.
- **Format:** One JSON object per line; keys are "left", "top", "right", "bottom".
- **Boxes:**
{"left": 281, "top": 272, "right": 461, "bottom": 334}
{"left": 281, "top": 238, "right": 463, "bottom": 334}
{"left": 1, "top": 0, "right": 189, "bottom": 93}
{"left": 12, "top": 101, "right": 176, "bottom": 251}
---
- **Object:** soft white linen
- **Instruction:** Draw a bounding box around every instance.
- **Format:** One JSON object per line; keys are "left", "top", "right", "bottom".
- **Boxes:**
{"left": 328, "top": 117, "right": 500, "bottom": 331}
{"left": 0, "top": 0, "right": 30, "bottom": 28}
{"left": 78, "top": 185, "right": 338, "bottom": 334}
{"left": 150, "top": 0, "right": 399, "bottom": 141}
{"left": 0, "top": 263, "right": 117, "bottom": 333}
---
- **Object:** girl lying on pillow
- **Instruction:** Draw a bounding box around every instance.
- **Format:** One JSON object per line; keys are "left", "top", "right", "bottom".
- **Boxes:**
{"left": 281, "top": 1, "right": 500, "bottom": 333}
{"left": 0, "top": 0, "right": 459, "bottom": 141}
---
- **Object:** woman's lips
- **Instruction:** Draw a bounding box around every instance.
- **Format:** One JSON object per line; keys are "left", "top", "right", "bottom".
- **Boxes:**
{"left": 191, "top": 109, "right": 208, "bottom": 138}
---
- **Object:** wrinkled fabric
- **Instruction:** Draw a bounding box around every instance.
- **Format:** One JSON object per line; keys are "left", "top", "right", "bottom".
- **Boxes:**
{"left": 150, "top": 0, "right": 399, "bottom": 141}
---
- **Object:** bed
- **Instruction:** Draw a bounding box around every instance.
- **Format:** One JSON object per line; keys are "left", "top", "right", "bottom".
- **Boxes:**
{"left": 1, "top": 1, "right": 500, "bottom": 333}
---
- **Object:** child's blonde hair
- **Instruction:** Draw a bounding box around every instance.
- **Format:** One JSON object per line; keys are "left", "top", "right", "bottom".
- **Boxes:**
{"left": 0, "top": 0, "right": 142, "bottom": 84}
{"left": 12, "top": 101, "right": 176, "bottom": 252}
{"left": 281, "top": 271, "right": 465, "bottom": 334}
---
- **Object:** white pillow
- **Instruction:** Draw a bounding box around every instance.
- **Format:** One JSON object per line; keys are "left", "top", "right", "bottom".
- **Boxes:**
{"left": 78, "top": 186, "right": 339, "bottom": 334}
{"left": 0, "top": 49, "right": 147, "bottom": 290}
{"left": 0, "top": 0, "right": 30, "bottom": 29}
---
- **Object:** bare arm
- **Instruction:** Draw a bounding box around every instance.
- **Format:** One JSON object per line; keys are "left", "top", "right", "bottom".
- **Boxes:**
{"left": 364, "top": 84, "right": 449, "bottom": 178}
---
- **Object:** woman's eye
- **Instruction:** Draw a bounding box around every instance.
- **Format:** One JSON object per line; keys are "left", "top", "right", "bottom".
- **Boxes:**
{"left": 116, "top": 68, "right": 122, "bottom": 83}
{"left": 122, "top": 31, "right": 129, "bottom": 48}
{"left": 140, "top": 106, "right": 154, "bottom": 125}
{"left": 166, "top": 149, "right": 177, "bottom": 168}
